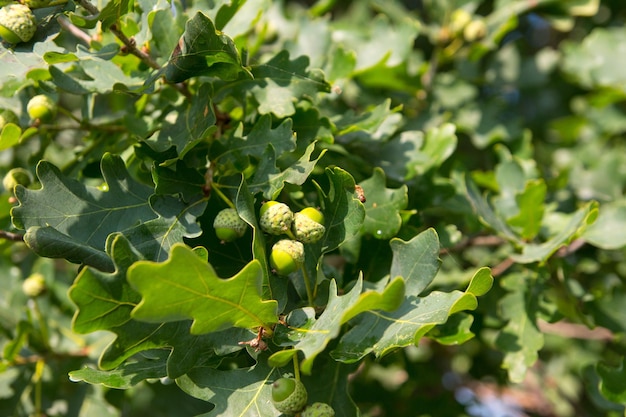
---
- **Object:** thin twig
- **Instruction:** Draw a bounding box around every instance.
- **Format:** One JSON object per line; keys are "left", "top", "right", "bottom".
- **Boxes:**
{"left": 56, "top": 16, "right": 92, "bottom": 46}
{"left": 491, "top": 257, "right": 515, "bottom": 278}
{"left": 439, "top": 235, "right": 505, "bottom": 255}
{"left": 538, "top": 319, "right": 614, "bottom": 341}
{"left": 0, "top": 230, "right": 24, "bottom": 242}
{"left": 74, "top": 0, "right": 191, "bottom": 98}
{"left": 440, "top": 234, "right": 588, "bottom": 278}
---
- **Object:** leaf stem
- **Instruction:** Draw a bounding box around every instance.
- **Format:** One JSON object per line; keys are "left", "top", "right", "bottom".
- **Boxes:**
{"left": 0, "top": 230, "right": 24, "bottom": 242}
{"left": 33, "top": 358, "right": 45, "bottom": 417}
{"left": 211, "top": 184, "right": 236, "bottom": 209}
{"left": 300, "top": 264, "right": 315, "bottom": 307}
{"left": 292, "top": 353, "right": 301, "bottom": 381}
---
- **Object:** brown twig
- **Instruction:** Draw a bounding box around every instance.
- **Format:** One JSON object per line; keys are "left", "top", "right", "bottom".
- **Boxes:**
{"left": 0, "top": 230, "right": 24, "bottom": 242}
{"left": 439, "top": 235, "right": 505, "bottom": 255}
{"left": 56, "top": 16, "right": 92, "bottom": 46}
{"left": 538, "top": 319, "right": 614, "bottom": 341}
{"left": 440, "top": 235, "right": 588, "bottom": 278}
{"left": 74, "top": 0, "right": 191, "bottom": 98}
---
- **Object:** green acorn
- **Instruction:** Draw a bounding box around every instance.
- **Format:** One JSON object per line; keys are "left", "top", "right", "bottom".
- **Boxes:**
{"left": 0, "top": 109, "right": 19, "bottom": 129}
{"left": 293, "top": 208, "right": 325, "bottom": 244}
{"left": 22, "top": 272, "right": 46, "bottom": 298}
{"left": 271, "top": 378, "right": 308, "bottom": 415}
{"left": 213, "top": 208, "right": 247, "bottom": 242}
{"left": 270, "top": 239, "right": 304, "bottom": 276}
{"left": 3, "top": 167, "right": 32, "bottom": 193}
{"left": 259, "top": 201, "right": 293, "bottom": 235}
{"left": 27, "top": 95, "right": 57, "bottom": 122}
{"left": 0, "top": 4, "right": 36, "bottom": 44}
{"left": 301, "top": 402, "right": 336, "bottom": 417}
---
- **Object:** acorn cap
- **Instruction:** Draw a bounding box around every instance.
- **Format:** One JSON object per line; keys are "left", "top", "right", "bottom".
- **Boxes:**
{"left": 213, "top": 208, "right": 247, "bottom": 242}
{"left": 301, "top": 402, "right": 336, "bottom": 417}
{"left": 0, "top": 4, "right": 36, "bottom": 44}
{"left": 260, "top": 201, "right": 293, "bottom": 235}
{"left": 293, "top": 212, "right": 325, "bottom": 244}
{"left": 271, "top": 378, "right": 308, "bottom": 415}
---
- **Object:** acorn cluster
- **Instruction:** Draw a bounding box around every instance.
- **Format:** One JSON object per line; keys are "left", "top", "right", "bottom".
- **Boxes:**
{"left": 271, "top": 377, "right": 335, "bottom": 416}
{"left": 212, "top": 200, "right": 325, "bottom": 276}
{"left": 260, "top": 201, "right": 325, "bottom": 276}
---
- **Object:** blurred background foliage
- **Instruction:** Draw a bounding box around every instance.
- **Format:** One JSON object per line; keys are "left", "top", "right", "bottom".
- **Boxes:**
{"left": 1, "top": 0, "right": 626, "bottom": 416}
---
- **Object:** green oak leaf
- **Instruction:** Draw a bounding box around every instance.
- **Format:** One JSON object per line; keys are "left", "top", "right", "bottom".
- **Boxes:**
{"left": 512, "top": 201, "right": 598, "bottom": 263}
{"left": 152, "top": 160, "right": 206, "bottom": 203}
{"left": 313, "top": 167, "right": 366, "bottom": 254}
{"left": 359, "top": 167, "right": 408, "bottom": 239}
{"left": 383, "top": 123, "right": 458, "bottom": 181}
{"left": 335, "top": 99, "right": 402, "bottom": 142}
{"left": 217, "top": 50, "right": 330, "bottom": 118}
{"left": 0, "top": 123, "right": 21, "bottom": 151}
{"left": 151, "top": 83, "right": 217, "bottom": 154}
{"left": 50, "top": 57, "right": 144, "bottom": 94}
{"left": 426, "top": 313, "right": 476, "bottom": 345}
{"left": 582, "top": 200, "right": 626, "bottom": 249}
{"left": 249, "top": 141, "right": 326, "bottom": 199}
{"left": 160, "top": 12, "right": 249, "bottom": 83}
{"left": 213, "top": 116, "right": 296, "bottom": 170}
{"left": 507, "top": 179, "right": 547, "bottom": 240}
{"left": 492, "top": 157, "right": 527, "bottom": 219}
{"left": 389, "top": 228, "right": 441, "bottom": 295}
{"left": 330, "top": 230, "right": 492, "bottom": 362}
{"left": 69, "top": 234, "right": 142, "bottom": 334}
{"left": 597, "top": 357, "right": 626, "bottom": 404}
{"left": 98, "top": 0, "right": 133, "bottom": 29}
{"left": 561, "top": 27, "right": 626, "bottom": 92}
{"left": 177, "top": 358, "right": 279, "bottom": 417}
{"left": 99, "top": 320, "right": 252, "bottom": 378}
{"left": 464, "top": 173, "right": 520, "bottom": 243}
{"left": 269, "top": 276, "right": 405, "bottom": 374}
{"left": 127, "top": 243, "right": 278, "bottom": 334}
{"left": 11, "top": 153, "right": 156, "bottom": 271}
{"left": 495, "top": 272, "right": 545, "bottom": 383}
{"left": 149, "top": 194, "right": 206, "bottom": 238}
{"left": 149, "top": 7, "right": 183, "bottom": 64}
{"left": 0, "top": 42, "right": 65, "bottom": 91}
{"left": 69, "top": 358, "right": 167, "bottom": 389}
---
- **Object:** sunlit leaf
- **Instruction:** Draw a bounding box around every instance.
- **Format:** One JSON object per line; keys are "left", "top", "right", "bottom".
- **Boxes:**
{"left": 128, "top": 243, "right": 279, "bottom": 334}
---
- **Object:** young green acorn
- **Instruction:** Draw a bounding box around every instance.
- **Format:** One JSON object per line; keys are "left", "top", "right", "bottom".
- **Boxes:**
{"left": 0, "top": 4, "right": 37, "bottom": 44}
{"left": 22, "top": 272, "right": 46, "bottom": 298}
{"left": 27, "top": 95, "right": 57, "bottom": 122}
{"left": 213, "top": 208, "right": 247, "bottom": 242}
{"left": 301, "top": 402, "right": 336, "bottom": 417}
{"left": 259, "top": 201, "right": 293, "bottom": 235}
{"left": 3, "top": 167, "right": 32, "bottom": 193}
{"left": 293, "top": 207, "right": 325, "bottom": 244}
{"left": 270, "top": 239, "right": 304, "bottom": 276}
{"left": 271, "top": 377, "right": 308, "bottom": 415}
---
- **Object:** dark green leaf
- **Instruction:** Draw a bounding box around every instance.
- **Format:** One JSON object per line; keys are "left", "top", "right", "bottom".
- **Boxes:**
{"left": 12, "top": 154, "right": 156, "bottom": 269}
{"left": 161, "top": 12, "right": 248, "bottom": 83}
{"left": 359, "top": 167, "right": 408, "bottom": 239}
